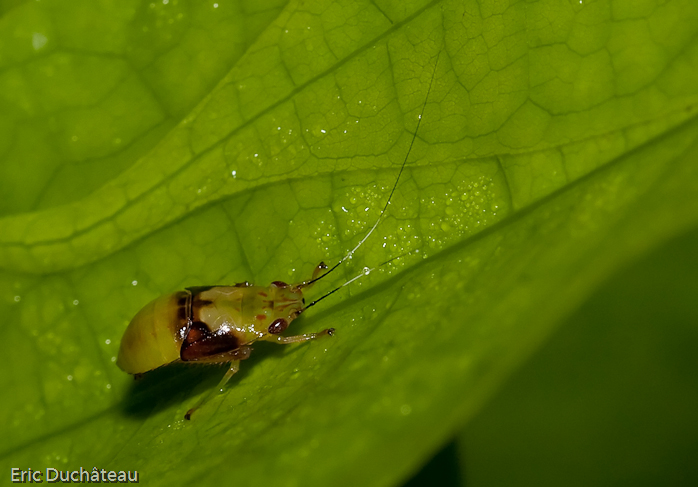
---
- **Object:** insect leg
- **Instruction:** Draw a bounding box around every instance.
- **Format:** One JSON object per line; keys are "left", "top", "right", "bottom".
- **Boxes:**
{"left": 184, "top": 358, "right": 243, "bottom": 420}
{"left": 270, "top": 327, "right": 335, "bottom": 344}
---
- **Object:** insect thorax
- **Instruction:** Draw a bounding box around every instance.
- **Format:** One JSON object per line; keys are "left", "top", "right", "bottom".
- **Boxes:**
{"left": 186, "top": 282, "right": 304, "bottom": 346}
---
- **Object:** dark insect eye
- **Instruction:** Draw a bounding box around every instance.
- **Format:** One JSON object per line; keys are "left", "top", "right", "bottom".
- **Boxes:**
{"left": 268, "top": 318, "right": 288, "bottom": 334}
{"left": 271, "top": 281, "right": 289, "bottom": 288}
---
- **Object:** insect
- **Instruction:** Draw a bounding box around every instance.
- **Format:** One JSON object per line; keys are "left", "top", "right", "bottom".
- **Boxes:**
{"left": 117, "top": 54, "right": 439, "bottom": 420}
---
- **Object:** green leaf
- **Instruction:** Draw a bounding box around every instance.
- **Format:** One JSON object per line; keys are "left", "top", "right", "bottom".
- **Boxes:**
{"left": 1, "top": 1, "right": 697, "bottom": 486}
{"left": 461, "top": 225, "right": 698, "bottom": 486}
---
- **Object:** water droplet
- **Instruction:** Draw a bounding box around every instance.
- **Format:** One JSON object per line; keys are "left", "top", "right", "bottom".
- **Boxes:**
{"left": 32, "top": 32, "right": 48, "bottom": 50}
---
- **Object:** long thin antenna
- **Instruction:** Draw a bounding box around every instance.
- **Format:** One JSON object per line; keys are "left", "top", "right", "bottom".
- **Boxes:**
{"left": 301, "top": 251, "right": 412, "bottom": 312}
{"left": 300, "top": 52, "right": 440, "bottom": 289}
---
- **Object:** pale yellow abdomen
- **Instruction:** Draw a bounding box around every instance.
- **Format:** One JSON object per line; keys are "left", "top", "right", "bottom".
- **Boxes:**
{"left": 116, "top": 292, "right": 188, "bottom": 374}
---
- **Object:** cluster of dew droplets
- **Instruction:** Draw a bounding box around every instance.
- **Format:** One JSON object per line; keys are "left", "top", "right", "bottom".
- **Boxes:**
{"left": 342, "top": 183, "right": 385, "bottom": 240}
{"left": 311, "top": 215, "right": 339, "bottom": 257}
{"left": 422, "top": 174, "right": 499, "bottom": 251}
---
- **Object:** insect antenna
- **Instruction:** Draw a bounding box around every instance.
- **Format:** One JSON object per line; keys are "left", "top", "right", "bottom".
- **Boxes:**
{"left": 299, "top": 53, "right": 440, "bottom": 291}
{"left": 301, "top": 251, "right": 412, "bottom": 312}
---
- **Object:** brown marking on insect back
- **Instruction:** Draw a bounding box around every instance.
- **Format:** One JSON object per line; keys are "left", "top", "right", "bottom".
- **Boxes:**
{"left": 168, "top": 291, "right": 192, "bottom": 347}
{"left": 256, "top": 314, "right": 266, "bottom": 321}
{"left": 258, "top": 291, "right": 268, "bottom": 297}
{"left": 183, "top": 321, "right": 210, "bottom": 344}
{"left": 268, "top": 318, "right": 288, "bottom": 334}
{"left": 189, "top": 287, "right": 214, "bottom": 309}
{"left": 186, "top": 286, "right": 215, "bottom": 295}
{"left": 180, "top": 321, "right": 240, "bottom": 361}
{"left": 187, "top": 287, "right": 217, "bottom": 324}
{"left": 193, "top": 297, "right": 213, "bottom": 309}
{"left": 177, "top": 301, "right": 188, "bottom": 324}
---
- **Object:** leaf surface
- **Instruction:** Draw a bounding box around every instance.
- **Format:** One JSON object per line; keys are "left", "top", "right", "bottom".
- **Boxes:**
{"left": 1, "top": 1, "right": 697, "bottom": 486}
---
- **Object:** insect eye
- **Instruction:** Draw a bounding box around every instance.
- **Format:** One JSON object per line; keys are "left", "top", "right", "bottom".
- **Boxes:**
{"left": 271, "top": 281, "right": 289, "bottom": 288}
{"left": 268, "top": 318, "right": 288, "bottom": 335}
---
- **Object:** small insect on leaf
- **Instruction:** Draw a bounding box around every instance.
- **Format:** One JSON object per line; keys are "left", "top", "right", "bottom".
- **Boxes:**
{"left": 116, "top": 54, "right": 440, "bottom": 420}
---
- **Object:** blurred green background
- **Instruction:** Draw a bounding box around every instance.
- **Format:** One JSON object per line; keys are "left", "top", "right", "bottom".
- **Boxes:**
{"left": 406, "top": 225, "right": 698, "bottom": 487}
